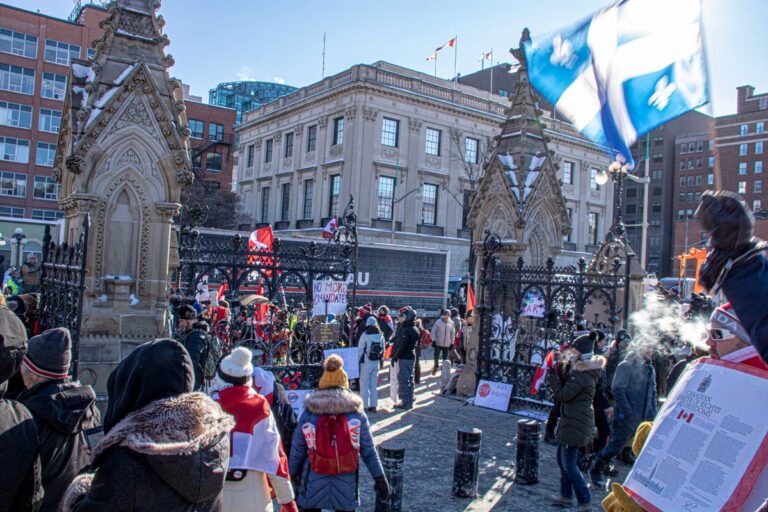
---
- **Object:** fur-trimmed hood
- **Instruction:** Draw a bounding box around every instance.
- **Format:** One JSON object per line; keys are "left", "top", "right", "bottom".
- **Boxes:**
{"left": 572, "top": 355, "right": 607, "bottom": 372}
{"left": 303, "top": 387, "right": 363, "bottom": 415}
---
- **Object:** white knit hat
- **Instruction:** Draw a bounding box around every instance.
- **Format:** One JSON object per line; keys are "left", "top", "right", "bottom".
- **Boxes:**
{"left": 218, "top": 347, "right": 254, "bottom": 384}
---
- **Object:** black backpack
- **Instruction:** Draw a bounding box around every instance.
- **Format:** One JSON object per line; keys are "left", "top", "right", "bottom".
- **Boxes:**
{"left": 368, "top": 336, "right": 384, "bottom": 361}
{"left": 203, "top": 334, "right": 224, "bottom": 380}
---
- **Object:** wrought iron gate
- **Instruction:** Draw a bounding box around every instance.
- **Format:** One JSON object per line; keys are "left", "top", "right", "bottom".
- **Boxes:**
{"left": 475, "top": 233, "right": 626, "bottom": 410}
{"left": 39, "top": 216, "right": 90, "bottom": 379}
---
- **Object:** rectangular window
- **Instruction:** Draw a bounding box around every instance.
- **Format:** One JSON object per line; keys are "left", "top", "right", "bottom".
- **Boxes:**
{"left": 35, "top": 142, "right": 56, "bottom": 166}
{"left": 38, "top": 108, "right": 61, "bottom": 133}
{"left": 0, "top": 101, "right": 32, "bottom": 128}
{"left": 306, "top": 125, "right": 317, "bottom": 152}
{"left": 680, "top": 160, "right": 685, "bottom": 171}
{"left": 425, "top": 127, "right": 441, "bottom": 156}
{"left": 627, "top": 188, "right": 637, "bottom": 198}
{"left": 381, "top": 118, "right": 399, "bottom": 147}
{"left": 208, "top": 122, "right": 223, "bottom": 141}
{"left": 41, "top": 72, "right": 67, "bottom": 100}
{"left": 280, "top": 183, "right": 291, "bottom": 221}
{"left": 707, "top": 173, "right": 714, "bottom": 185}
{"left": 1, "top": 137, "right": 30, "bottom": 163}
{"left": 188, "top": 119, "right": 204, "bottom": 138}
{"left": 757, "top": 122, "right": 765, "bottom": 134}
{"left": 688, "top": 142, "right": 695, "bottom": 152}
{"left": 679, "top": 177, "right": 685, "bottom": 187}
{"left": 695, "top": 191, "right": 702, "bottom": 201}
{"left": 0, "top": 64, "right": 35, "bottom": 95}
{"left": 687, "top": 192, "right": 693, "bottom": 202}
{"left": 653, "top": 137, "right": 663, "bottom": 146}
{"left": 757, "top": 142, "right": 764, "bottom": 154}
{"left": 31, "top": 209, "right": 63, "bottom": 221}
{"left": 284, "top": 132, "right": 294, "bottom": 158}
{"left": 303, "top": 179, "right": 313, "bottom": 219}
{"left": 687, "top": 209, "right": 694, "bottom": 218}
{"left": 688, "top": 160, "right": 694, "bottom": 170}
{"left": 205, "top": 151, "right": 222, "bottom": 171}
{"left": 652, "top": 203, "right": 662, "bottom": 213}
{"left": 754, "top": 199, "right": 762, "bottom": 211}
{"left": 739, "top": 162, "right": 747, "bottom": 175}
{"left": 561, "top": 161, "right": 574, "bottom": 185}
{"left": 0, "top": 29, "right": 37, "bottom": 59}
{"left": 756, "top": 161, "right": 763, "bottom": 174}
{"left": 588, "top": 212, "right": 599, "bottom": 245}
{"left": 33, "top": 175, "right": 59, "bottom": 200}
{"left": 0, "top": 171, "right": 26, "bottom": 197}
{"left": 421, "top": 183, "right": 438, "bottom": 225}
{"left": 189, "top": 149, "right": 201, "bottom": 169}
{"left": 589, "top": 168, "right": 600, "bottom": 190}
{"left": 464, "top": 137, "right": 479, "bottom": 164}
{"left": 44, "top": 39, "right": 80, "bottom": 65}
{"left": 680, "top": 144, "right": 687, "bottom": 154}
{"left": 687, "top": 176, "right": 694, "bottom": 186}
{"left": 260, "top": 186, "right": 270, "bottom": 223}
{"left": 708, "top": 156, "right": 715, "bottom": 168}
{"left": 740, "top": 143, "right": 748, "bottom": 156}
{"left": 328, "top": 175, "right": 341, "bottom": 216}
{"left": 264, "top": 139, "right": 273, "bottom": 163}
{"left": 679, "top": 193, "right": 685, "bottom": 203}
{"left": 626, "top": 204, "right": 636, "bottom": 214}
{"left": 563, "top": 207, "right": 573, "bottom": 242}
{"left": 462, "top": 190, "right": 472, "bottom": 229}
{"left": 246, "top": 145, "right": 254, "bottom": 167}
{"left": 738, "top": 181, "right": 746, "bottom": 194}
{"left": 652, "top": 152, "right": 663, "bottom": 163}
{"left": 677, "top": 210, "right": 685, "bottom": 220}
{"left": 695, "top": 175, "right": 702, "bottom": 185}
{"left": 332, "top": 117, "right": 344, "bottom": 145}
{"left": 761, "top": 98, "right": 768, "bottom": 110}
{"left": 696, "top": 141, "right": 703, "bottom": 152}
{"left": 755, "top": 180, "right": 763, "bottom": 193}
{"left": 741, "top": 124, "right": 749, "bottom": 136}
{"left": 0, "top": 206, "right": 24, "bottom": 218}
{"left": 376, "top": 176, "right": 395, "bottom": 220}
{"left": 696, "top": 158, "right": 702, "bottom": 168}
{"left": 86, "top": 48, "right": 96, "bottom": 60}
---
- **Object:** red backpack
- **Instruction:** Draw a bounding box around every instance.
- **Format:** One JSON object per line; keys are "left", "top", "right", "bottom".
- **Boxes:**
{"left": 303, "top": 415, "right": 360, "bottom": 475}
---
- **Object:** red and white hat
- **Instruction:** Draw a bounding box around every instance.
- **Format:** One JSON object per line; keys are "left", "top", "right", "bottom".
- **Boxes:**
{"left": 710, "top": 303, "right": 750, "bottom": 343}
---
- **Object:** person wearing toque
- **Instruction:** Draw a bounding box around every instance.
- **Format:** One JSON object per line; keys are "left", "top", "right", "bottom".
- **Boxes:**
{"left": 176, "top": 304, "right": 211, "bottom": 390}
{"left": 18, "top": 327, "right": 101, "bottom": 512}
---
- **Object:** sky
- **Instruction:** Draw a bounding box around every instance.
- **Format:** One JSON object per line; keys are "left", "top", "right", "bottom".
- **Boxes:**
{"left": 10, "top": 0, "right": 766, "bottom": 116}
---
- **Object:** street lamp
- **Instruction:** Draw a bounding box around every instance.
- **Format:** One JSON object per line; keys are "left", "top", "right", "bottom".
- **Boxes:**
{"left": 11, "top": 227, "right": 27, "bottom": 267}
{"left": 390, "top": 185, "right": 422, "bottom": 244}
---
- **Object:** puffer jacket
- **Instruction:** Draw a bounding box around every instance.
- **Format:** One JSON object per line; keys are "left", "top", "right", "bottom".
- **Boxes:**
{"left": 0, "top": 397, "right": 42, "bottom": 511}
{"left": 60, "top": 393, "right": 234, "bottom": 511}
{"left": 431, "top": 317, "right": 455, "bottom": 348}
{"left": 18, "top": 380, "right": 100, "bottom": 512}
{"left": 551, "top": 356, "right": 606, "bottom": 448}
{"left": 721, "top": 254, "right": 768, "bottom": 363}
{"left": 611, "top": 354, "right": 657, "bottom": 423}
{"left": 289, "top": 387, "right": 384, "bottom": 511}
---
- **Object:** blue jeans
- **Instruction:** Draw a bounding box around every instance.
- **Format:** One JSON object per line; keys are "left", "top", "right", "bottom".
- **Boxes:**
{"left": 359, "top": 362, "right": 379, "bottom": 409}
{"left": 397, "top": 359, "right": 415, "bottom": 408}
{"left": 557, "top": 445, "right": 591, "bottom": 505}
{"left": 598, "top": 417, "right": 639, "bottom": 462}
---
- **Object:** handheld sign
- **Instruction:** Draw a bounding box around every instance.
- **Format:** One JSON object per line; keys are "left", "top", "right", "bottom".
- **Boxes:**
{"left": 474, "top": 379, "right": 513, "bottom": 412}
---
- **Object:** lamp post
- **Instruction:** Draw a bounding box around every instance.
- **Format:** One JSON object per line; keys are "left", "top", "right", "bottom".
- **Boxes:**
{"left": 11, "top": 227, "right": 27, "bottom": 267}
{"left": 390, "top": 185, "right": 422, "bottom": 245}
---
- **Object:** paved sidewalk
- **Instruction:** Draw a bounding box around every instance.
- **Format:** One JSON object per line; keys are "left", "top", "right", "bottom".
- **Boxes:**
{"left": 353, "top": 359, "right": 630, "bottom": 511}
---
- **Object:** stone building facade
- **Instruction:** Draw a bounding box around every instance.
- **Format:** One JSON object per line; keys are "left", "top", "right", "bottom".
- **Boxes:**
{"left": 235, "top": 61, "right": 612, "bottom": 276}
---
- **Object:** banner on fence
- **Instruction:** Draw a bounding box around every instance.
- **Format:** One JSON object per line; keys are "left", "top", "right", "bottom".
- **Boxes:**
{"left": 195, "top": 275, "right": 210, "bottom": 303}
{"left": 285, "top": 389, "right": 312, "bottom": 420}
{"left": 323, "top": 347, "right": 360, "bottom": 380}
{"left": 312, "top": 280, "right": 348, "bottom": 317}
{"left": 623, "top": 358, "right": 768, "bottom": 512}
{"left": 520, "top": 289, "right": 545, "bottom": 318}
{"left": 474, "top": 379, "right": 513, "bottom": 412}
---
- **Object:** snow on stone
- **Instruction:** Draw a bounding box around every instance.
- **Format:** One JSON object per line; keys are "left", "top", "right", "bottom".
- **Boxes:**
{"left": 498, "top": 153, "right": 516, "bottom": 170}
{"left": 95, "top": 87, "right": 118, "bottom": 108}
{"left": 72, "top": 86, "right": 89, "bottom": 106}
{"left": 511, "top": 187, "right": 520, "bottom": 201}
{"left": 524, "top": 170, "right": 539, "bottom": 188}
{"left": 529, "top": 154, "right": 546, "bottom": 171}
{"left": 505, "top": 170, "right": 518, "bottom": 186}
{"left": 72, "top": 63, "right": 95, "bottom": 83}
{"left": 523, "top": 187, "right": 533, "bottom": 201}
{"left": 116, "top": 28, "right": 155, "bottom": 42}
{"left": 113, "top": 63, "right": 137, "bottom": 85}
{"left": 86, "top": 107, "right": 102, "bottom": 127}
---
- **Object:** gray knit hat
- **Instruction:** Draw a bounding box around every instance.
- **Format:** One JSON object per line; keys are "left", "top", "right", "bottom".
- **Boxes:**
{"left": 23, "top": 327, "right": 71, "bottom": 379}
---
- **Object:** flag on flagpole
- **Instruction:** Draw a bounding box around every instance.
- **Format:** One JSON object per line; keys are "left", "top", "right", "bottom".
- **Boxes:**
{"left": 466, "top": 283, "right": 476, "bottom": 315}
{"left": 248, "top": 226, "right": 276, "bottom": 276}
{"left": 479, "top": 51, "right": 493, "bottom": 63}
{"left": 426, "top": 53, "right": 437, "bottom": 62}
{"left": 531, "top": 350, "right": 556, "bottom": 395}
{"left": 435, "top": 37, "right": 456, "bottom": 52}
{"left": 216, "top": 281, "right": 228, "bottom": 302}
{"left": 322, "top": 216, "right": 339, "bottom": 239}
{"left": 522, "top": 0, "right": 709, "bottom": 167}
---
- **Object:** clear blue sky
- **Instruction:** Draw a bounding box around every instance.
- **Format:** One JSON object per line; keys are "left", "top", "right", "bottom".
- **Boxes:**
{"left": 10, "top": 0, "right": 764, "bottom": 116}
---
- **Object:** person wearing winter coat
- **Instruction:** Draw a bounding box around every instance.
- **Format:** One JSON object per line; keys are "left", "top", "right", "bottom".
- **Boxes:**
{"left": 550, "top": 333, "right": 605, "bottom": 510}
{"left": 392, "top": 309, "right": 419, "bottom": 410}
{"left": 606, "top": 329, "right": 631, "bottom": 387}
{"left": 0, "top": 304, "right": 42, "bottom": 512}
{"left": 60, "top": 338, "right": 235, "bottom": 511}
{"left": 357, "top": 317, "right": 384, "bottom": 412}
{"left": 591, "top": 346, "right": 657, "bottom": 486}
{"left": 376, "top": 306, "right": 395, "bottom": 342}
{"left": 17, "top": 328, "right": 100, "bottom": 512}
{"left": 289, "top": 355, "right": 389, "bottom": 511}
{"left": 176, "top": 304, "right": 212, "bottom": 390}
{"left": 591, "top": 331, "right": 612, "bottom": 456}
{"left": 210, "top": 347, "right": 298, "bottom": 512}
{"left": 430, "top": 310, "right": 455, "bottom": 376}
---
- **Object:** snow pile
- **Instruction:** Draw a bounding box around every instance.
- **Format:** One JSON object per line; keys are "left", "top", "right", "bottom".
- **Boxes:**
{"left": 497, "top": 153, "right": 516, "bottom": 170}
{"left": 72, "top": 86, "right": 89, "bottom": 106}
{"left": 113, "top": 63, "right": 137, "bottom": 85}
{"left": 86, "top": 87, "right": 119, "bottom": 127}
{"left": 72, "top": 63, "right": 95, "bottom": 83}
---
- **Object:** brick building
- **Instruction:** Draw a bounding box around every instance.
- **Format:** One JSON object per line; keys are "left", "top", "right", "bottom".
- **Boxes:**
{"left": 183, "top": 98, "right": 236, "bottom": 193}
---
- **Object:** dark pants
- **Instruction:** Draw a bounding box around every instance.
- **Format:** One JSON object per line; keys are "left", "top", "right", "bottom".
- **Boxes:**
{"left": 414, "top": 345, "right": 422, "bottom": 384}
{"left": 546, "top": 402, "right": 561, "bottom": 438}
{"left": 597, "top": 417, "right": 639, "bottom": 463}
{"left": 433, "top": 345, "right": 450, "bottom": 367}
{"left": 397, "top": 358, "right": 415, "bottom": 408}
{"left": 557, "top": 445, "right": 591, "bottom": 505}
{"left": 594, "top": 407, "right": 610, "bottom": 453}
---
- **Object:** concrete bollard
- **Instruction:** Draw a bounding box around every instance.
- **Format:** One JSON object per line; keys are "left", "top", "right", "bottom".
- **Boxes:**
{"left": 515, "top": 419, "right": 541, "bottom": 484}
{"left": 375, "top": 443, "right": 405, "bottom": 512}
{"left": 452, "top": 427, "right": 482, "bottom": 498}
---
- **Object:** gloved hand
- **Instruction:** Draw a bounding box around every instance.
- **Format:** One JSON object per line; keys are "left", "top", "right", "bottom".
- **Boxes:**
{"left": 632, "top": 421, "right": 653, "bottom": 457}
{"left": 374, "top": 475, "right": 390, "bottom": 501}
{"left": 601, "top": 482, "right": 646, "bottom": 512}
{"left": 279, "top": 501, "right": 299, "bottom": 512}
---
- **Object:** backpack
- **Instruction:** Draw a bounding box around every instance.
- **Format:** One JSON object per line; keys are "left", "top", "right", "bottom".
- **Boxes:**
{"left": 368, "top": 336, "right": 384, "bottom": 361}
{"left": 271, "top": 383, "right": 297, "bottom": 457}
{"left": 203, "top": 334, "right": 224, "bottom": 380}
{"left": 303, "top": 415, "right": 360, "bottom": 475}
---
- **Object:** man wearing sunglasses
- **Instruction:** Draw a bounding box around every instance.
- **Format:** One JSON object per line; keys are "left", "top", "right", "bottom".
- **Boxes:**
{"left": 705, "top": 303, "right": 768, "bottom": 371}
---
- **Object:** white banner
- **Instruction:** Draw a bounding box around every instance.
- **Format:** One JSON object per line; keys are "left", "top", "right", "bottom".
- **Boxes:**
{"left": 312, "top": 280, "right": 348, "bottom": 318}
{"left": 323, "top": 347, "right": 360, "bottom": 380}
{"left": 474, "top": 379, "right": 513, "bottom": 412}
{"left": 623, "top": 358, "right": 768, "bottom": 512}
{"left": 285, "top": 389, "right": 312, "bottom": 421}
{"left": 520, "top": 289, "right": 545, "bottom": 318}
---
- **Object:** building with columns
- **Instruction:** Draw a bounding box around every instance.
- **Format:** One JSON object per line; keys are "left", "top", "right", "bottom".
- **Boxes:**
{"left": 235, "top": 61, "right": 613, "bottom": 276}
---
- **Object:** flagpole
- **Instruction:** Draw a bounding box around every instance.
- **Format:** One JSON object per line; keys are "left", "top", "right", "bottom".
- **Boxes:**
{"left": 453, "top": 35, "right": 458, "bottom": 87}
{"left": 434, "top": 54, "right": 437, "bottom": 77}
{"left": 489, "top": 49, "right": 493, "bottom": 94}
{"left": 391, "top": 158, "right": 399, "bottom": 244}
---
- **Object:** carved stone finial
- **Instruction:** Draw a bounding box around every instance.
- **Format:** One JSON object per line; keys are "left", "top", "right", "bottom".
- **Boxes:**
{"left": 176, "top": 169, "right": 195, "bottom": 185}
{"left": 66, "top": 155, "right": 86, "bottom": 175}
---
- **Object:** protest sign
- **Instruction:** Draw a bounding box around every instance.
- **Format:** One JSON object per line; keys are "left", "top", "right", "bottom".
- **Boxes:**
{"left": 312, "top": 280, "right": 348, "bottom": 317}
{"left": 474, "top": 379, "right": 513, "bottom": 412}
{"left": 285, "top": 389, "right": 312, "bottom": 420}
{"left": 623, "top": 358, "right": 768, "bottom": 512}
{"left": 323, "top": 347, "right": 360, "bottom": 380}
{"left": 520, "top": 289, "right": 545, "bottom": 318}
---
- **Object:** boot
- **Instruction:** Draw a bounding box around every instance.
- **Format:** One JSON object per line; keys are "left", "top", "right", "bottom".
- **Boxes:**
{"left": 590, "top": 458, "right": 608, "bottom": 487}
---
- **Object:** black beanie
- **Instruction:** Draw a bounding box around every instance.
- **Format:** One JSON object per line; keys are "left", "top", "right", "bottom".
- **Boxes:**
{"left": 23, "top": 327, "right": 71, "bottom": 379}
{"left": 573, "top": 332, "right": 596, "bottom": 356}
{"left": 177, "top": 304, "right": 197, "bottom": 320}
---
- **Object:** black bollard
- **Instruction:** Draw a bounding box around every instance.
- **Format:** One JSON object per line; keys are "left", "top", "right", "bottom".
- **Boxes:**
{"left": 452, "top": 427, "right": 482, "bottom": 498}
{"left": 515, "top": 419, "right": 541, "bottom": 484}
{"left": 375, "top": 443, "right": 405, "bottom": 512}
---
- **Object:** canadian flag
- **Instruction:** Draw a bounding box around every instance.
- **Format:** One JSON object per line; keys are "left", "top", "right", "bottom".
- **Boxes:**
{"left": 248, "top": 226, "right": 276, "bottom": 278}
{"left": 426, "top": 53, "right": 437, "bottom": 62}
{"left": 322, "top": 216, "right": 339, "bottom": 239}
{"left": 677, "top": 409, "right": 695, "bottom": 423}
{"left": 435, "top": 37, "right": 456, "bottom": 52}
{"left": 530, "top": 350, "right": 556, "bottom": 396}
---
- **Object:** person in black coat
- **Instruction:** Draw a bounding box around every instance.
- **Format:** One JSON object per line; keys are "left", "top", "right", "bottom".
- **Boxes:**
{"left": 0, "top": 304, "right": 42, "bottom": 512}
{"left": 18, "top": 328, "right": 100, "bottom": 512}
{"left": 60, "top": 339, "right": 235, "bottom": 511}
{"left": 392, "top": 309, "right": 419, "bottom": 410}
{"left": 176, "top": 304, "right": 211, "bottom": 390}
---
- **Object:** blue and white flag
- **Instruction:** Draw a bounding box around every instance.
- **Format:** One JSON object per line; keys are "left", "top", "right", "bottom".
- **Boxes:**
{"left": 523, "top": 0, "right": 709, "bottom": 166}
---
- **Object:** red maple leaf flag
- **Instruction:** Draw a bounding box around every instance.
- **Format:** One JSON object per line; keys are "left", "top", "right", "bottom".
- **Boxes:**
{"left": 435, "top": 37, "right": 456, "bottom": 52}
{"left": 677, "top": 409, "right": 695, "bottom": 423}
{"left": 322, "top": 216, "right": 339, "bottom": 240}
{"left": 530, "top": 351, "right": 555, "bottom": 396}
{"left": 466, "top": 283, "right": 476, "bottom": 314}
{"left": 247, "top": 226, "right": 276, "bottom": 276}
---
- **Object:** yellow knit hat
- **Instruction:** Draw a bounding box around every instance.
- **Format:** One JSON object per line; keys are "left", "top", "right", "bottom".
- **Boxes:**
{"left": 318, "top": 354, "right": 349, "bottom": 389}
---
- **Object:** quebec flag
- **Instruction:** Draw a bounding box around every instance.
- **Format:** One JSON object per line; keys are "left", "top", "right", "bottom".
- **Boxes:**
{"left": 523, "top": 0, "right": 709, "bottom": 167}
